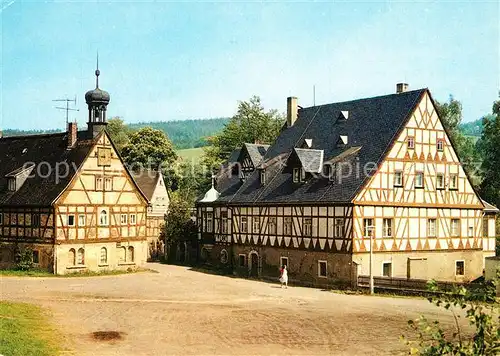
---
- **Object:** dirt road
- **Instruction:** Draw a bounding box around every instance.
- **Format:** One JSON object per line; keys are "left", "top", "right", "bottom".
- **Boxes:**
{"left": 1, "top": 264, "right": 465, "bottom": 355}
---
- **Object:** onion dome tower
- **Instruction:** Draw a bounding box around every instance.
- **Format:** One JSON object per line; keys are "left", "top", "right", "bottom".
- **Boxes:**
{"left": 85, "top": 54, "right": 110, "bottom": 138}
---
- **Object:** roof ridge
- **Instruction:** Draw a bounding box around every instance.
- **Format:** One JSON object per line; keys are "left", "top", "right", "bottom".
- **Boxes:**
{"left": 0, "top": 131, "right": 66, "bottom": 140}
{"left": 300, "top": 88, "right": 427, "bottom": 111}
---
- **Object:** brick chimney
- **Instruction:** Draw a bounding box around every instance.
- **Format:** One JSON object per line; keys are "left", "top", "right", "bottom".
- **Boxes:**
{"left": 287, "top": 96, "right": 298, "bottom": 127}
{"left": 396, "top": 83, "right": 409, "bottom": 94}
{"left": 67, "top": 122, "right": 78, "bottom": 149}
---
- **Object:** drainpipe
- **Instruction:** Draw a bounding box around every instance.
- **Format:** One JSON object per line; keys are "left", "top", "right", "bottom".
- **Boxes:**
{"left": 369, "top": 235, "right": 374, "bottom": 295}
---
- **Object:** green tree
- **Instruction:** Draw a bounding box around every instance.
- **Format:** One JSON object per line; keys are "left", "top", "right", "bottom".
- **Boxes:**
{"left": 106, "top": 117, "right": 132, "bottom": 154}
{"left": 479, "top": 99, "right": 500, "bottom": 208}
{"left": 435, "top": 96, "right": 482, "bottom": 187}
{"left": 175, "top": 161, "right": 211, "bottom": 203}
{"left": 203, "top": 96, "right": 284, "bottom": 169}
{"left": 161, "top": 194, "right": 197, "bottom": 262}
{"left": 403, "top": 278, "right": 499, "bottom": 355}
{"left": 121, "top": 127, "right": 178, "bottom": 187}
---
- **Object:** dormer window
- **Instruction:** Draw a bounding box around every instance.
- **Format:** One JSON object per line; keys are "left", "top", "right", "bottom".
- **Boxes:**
{"left": 324, "top": 164, "right": 335, "bottom": 181}
{"left": 8, "top": 178, "right": 16, "bottom": 191}
{"left": 260, "top": 170, "right": 266, "bottom": 185}
{"left": 304, "top": 139, "right": 313, "bottom": 148}
{"left": 338, "top": 111, "right": 349, "bottom": 121}
{"left": 337, "top": 135, "right": 348, "bottom": 148}
{"left": 293, "top": 168, "right": 300, "bottom": 183}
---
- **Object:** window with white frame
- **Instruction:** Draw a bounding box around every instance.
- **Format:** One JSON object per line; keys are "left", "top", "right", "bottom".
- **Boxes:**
{"left": 8, "top": 178, "right": 16, "bottom": 191}
{"left": 303, "top": 217, "right": 312, "bottom": 236}
{"left": 78, "top": 214, "right": 85, "bottom": 227}
{"left": 100, "top": 247, "right": 108, "bottom": 265}
{"left": 280, "top": 256, "right": 288, "bottom": 268}
{"left": 407, "top": 136, "right": 415, "bottom": 149}
{"left": 284, "top": 217, "right": 292, "bottom": 235}
{"left": 68, "top": 248, "right": 76, "bottom": 265}
{"left": 300, "top": 168, "right": 306, "bottom": 182}
{"left": 455, "top": 260, "right": 464, "bottom": 276}
{"left": 130, "top": 214, "right": 137, "bottom": 225}
{"left": 293, "top": 168, "right": 300, "bottom": 183}
{"left": 119, "top": 246, "right": 126, "bottom": 263}
{"left": 240, "top": 216, "right": 248, "bottom": 233}
{"left": 99, "top": 209, "right": 108, "bottom": 226}
{"left": 128, "top": 246, "right": 134, "bottom": 262}
{"left": 394, "top": 171, "right": 403, "bottom": 187}
{"left": 67, "top": 215, "right": 75, "bottom": 227}
{"left": 77, "top": 248, "right": 85, "bottom": 265}
{"left": 334, "top": 218, "right": 344, "bottom": 238}
{"left": 220, "top": 211, "right": 228, "bottom": 234}
{"left": 95, "top": 176, "right": 103, "bottom": 191}
{"left": 383, "top": 218, "right": 393, "bottom": 238}
{"left": 32, "top": 214, "right": 40, "bottom": 227}
{"left": 318, "top": 260, "right": 327, "bottom": 278}
{"left": 468, "top": 226, "right": 474, "bottom": 237}
{"left": 121, "top": 214, "right": 128, "bottom": 225}
{"left": 206, "top": 212, "right": 213, "bottom": 233}
{"left": 268, "top": 217, "right": 277, "bottom": 235}
{"left": 253, "top": 216, "right": 260, "bottom": 234}
{"left": 415, "top": 172, "right": 424, "bottom": 188}
{"left": 382, "top": 262, "right": 392, "bottom": 277}
{"left": 238, "top": 254, "right": 246, "bottom": 267}
{"left": 428, "top": 218, "right": 437, "bottom": 237}
{"left": 260, "top": 170, "right": 266, "bottom": 185}
{"left": 451, "top": 219, "right": 460, "bottom": 237}
{"left": 449, "top": 174, "right": 458, "bottom": 190}
{"left": 104, "top": 177, "right": 112, "bottom": 191}
{"left": 436, "top": 173, "right": 445, "bottom": 189}
{"left": 363, "top": 218, "right": 374, "bottom": 237}
{"left": 437, "top": 139, "right": 444, "bottom": 151}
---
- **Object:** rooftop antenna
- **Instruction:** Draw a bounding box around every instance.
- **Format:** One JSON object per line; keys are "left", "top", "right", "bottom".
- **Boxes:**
{"left": 53, "top": 95, "right": 79, "bottom": 125}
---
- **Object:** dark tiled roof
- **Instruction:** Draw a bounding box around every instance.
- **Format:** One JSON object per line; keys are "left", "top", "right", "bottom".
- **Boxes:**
{"left": 0, "top": 131, "right": 96, "bottom": 206}
{"left": 482, "top": 200, "right": 499, "bottom": 213}
{"left": 131, "top": 169, "right": 160, "bottom": 202}
{"left": 226, "top": 89, "right": 426, "bottom": 204}
{"left": 294, "top": 148, "right": 324, "bottom": 173}
{"left": 243, "top": 143, "right": 270, "bottom": 167}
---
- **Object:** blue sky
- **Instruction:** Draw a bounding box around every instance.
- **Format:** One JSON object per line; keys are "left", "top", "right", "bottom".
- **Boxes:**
{"left": 0, "top": 0, "right": 498, "bottom": 131}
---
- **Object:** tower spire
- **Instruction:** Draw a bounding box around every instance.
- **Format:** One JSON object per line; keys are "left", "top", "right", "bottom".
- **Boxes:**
{"left": 95, "top": 51, "right": 100, "bottom": 88}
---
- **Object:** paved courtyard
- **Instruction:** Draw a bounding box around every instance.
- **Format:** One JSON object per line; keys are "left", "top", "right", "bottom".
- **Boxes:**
{"left": 1, "top": 264, "right": 468, "bottom": 355}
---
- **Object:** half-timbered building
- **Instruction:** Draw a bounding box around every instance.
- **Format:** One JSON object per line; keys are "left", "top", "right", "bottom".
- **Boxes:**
{"left": 132, "top": 169, "right": 169, "bottom": 260}
{"left": 0, "top": 68, "right": 149, "bottom": 274}
{"left": 197, "top": 84, "right": 498, "bottom": 285}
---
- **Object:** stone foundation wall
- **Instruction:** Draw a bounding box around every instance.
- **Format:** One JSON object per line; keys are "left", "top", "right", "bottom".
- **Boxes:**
{"left": 353, "top": 249, "right": 486, "bottom": 282}
{"left": 205, "top": 244, "right": 354, "bottom": 287}
{"left": 0, "top": 242, "right": 55, "bottom": 272}
{"left": 54, "top": 240, "right": 148, "bottom": 275}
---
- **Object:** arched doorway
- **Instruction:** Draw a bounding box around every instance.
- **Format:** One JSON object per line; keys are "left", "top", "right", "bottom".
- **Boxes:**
{"left": 249, "top": 251, "right": 259, "bottom": 278}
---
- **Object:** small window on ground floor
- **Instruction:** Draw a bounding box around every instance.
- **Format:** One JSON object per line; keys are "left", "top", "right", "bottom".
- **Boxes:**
{"left": 280, "top": 256, "right": 288, "bottom": 268}
{"left": 455, "top": 260, "right": 465, "bottom": 276}
{"left": 382, "top": 262, "right": 392, "bottom": 277}
{"left": 318, "top": 260, "right": 327, "bottom": 278}
{"left": 77, "top": 248, "right": 85, "bottom": 265}
{"left": 32, "top": 250, "right": 39, "bottom": 264}
{"left": 238, "top": 254, "right": 246, "bottom": 267}
{"left": 128, "top": 246, "right": 134, "bottom": 262}
{"left": 100, "top": 247, "right": 107, "bottom": 265}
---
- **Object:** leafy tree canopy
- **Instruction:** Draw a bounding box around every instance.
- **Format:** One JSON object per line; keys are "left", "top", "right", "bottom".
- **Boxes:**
{"left": 203, "top": 95, "right": 284, "bottom": 169}
{"left": 435, "top": 96, "right": 482, "bottom": 187}
{"left": 106, "top": 117, "right": 133, "bottom": 154}
{"left": 479, "top": 99, "right": 500, "bottom": 208}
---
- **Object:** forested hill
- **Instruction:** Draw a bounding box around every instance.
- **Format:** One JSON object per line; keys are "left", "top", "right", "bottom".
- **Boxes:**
{"left": 128, "top": 118, "right": 228, "bottom": 149}
{"left": 3, "top": 117, "right": 229, "bottom": 149}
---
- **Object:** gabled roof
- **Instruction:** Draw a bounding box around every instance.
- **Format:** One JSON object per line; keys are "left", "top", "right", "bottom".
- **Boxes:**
{"left": 0, "top": 130, "right": 97, "bottom": 206}
{"left": 294, "top": 148, "right": 324, "bottom": 173}
{"left": 240, "top": 143, "right": 270, "bottom": 167}
{"left": 224, "top": 88, "right": 426, "bottom": 204}
{"left": 482, "top": 199, "right": 499, "bottom": 214}
{"left": 131, "top": 169, "right": 161, "bottom": 202}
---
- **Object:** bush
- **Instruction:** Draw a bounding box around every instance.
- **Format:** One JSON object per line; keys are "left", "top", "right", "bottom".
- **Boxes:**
{"left": 402, "top": 277, "right": 500, "bottom": 355}
{"left": 15, "top": 247, "right": 34, "bottom": 271}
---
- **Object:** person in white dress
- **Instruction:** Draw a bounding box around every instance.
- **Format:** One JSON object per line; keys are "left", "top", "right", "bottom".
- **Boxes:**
{"left": 279, "top": 265, "right": 288, "bottom": 288}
